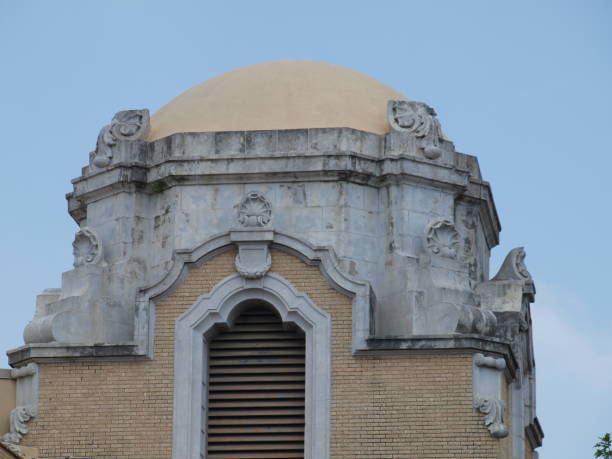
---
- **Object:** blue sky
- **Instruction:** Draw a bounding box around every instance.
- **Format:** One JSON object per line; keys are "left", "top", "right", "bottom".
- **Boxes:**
{"left": 0, "top": 1, "right": 610, "bottom": 457}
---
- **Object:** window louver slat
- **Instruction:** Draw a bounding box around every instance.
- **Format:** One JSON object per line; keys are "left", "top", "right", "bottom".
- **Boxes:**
{"left": 206, "top": 306, "right": 305, "bottom": 458}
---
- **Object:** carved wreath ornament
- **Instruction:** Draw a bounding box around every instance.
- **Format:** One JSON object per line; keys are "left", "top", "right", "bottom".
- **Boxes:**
{"left": 425, "top": 219, "right": 460, "bottom": 259}
{"left": 388, "top": 100, "right": 445, "bottom": 160}
{"left": 235, "top": 250, "right": 272, "bottom": 279}
{"left": 237, "top": 192, "right": 272, "bottom": 227}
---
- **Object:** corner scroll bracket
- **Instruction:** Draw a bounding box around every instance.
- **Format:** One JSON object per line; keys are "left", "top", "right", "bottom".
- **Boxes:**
{"left": 472, "top": 353, "right": 509, "bottom": 438}
{"left": 93, "top": 109, "right": 150, "bottom": 168}
{"left": 1, "top": 363, "right": 39, "bottom": 444}
{"left": 388, "top": 100, "right": 446, "bottom": 160}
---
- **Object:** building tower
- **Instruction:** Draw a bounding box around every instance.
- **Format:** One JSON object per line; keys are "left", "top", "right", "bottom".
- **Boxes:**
{"left": 1, "top": 61, "right": 543, "bottom": 459}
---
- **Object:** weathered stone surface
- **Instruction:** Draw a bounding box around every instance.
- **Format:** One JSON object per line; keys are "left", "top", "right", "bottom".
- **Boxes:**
{"left": 23, "top": 120, "right": 510, "bottom": 354}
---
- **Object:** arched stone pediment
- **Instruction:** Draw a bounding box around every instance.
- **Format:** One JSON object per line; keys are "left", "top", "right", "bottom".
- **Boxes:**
{"left": 135, "top": 229, "right": 375, "bottom": 358}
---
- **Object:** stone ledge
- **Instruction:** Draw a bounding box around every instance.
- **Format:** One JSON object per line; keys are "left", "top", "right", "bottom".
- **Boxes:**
{"left": 361, "top": 334, "right": 518, "bottom": 378}
{"left": 7, "top": 344, "right": 143, "bottom": 367}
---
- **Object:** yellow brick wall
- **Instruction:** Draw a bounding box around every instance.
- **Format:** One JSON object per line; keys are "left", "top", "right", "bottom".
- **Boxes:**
{"left": 24, "top": 249, "right": 512, "bottom": 458}
{"left": 0, "top": 377, "right": 15, "bottom": 437}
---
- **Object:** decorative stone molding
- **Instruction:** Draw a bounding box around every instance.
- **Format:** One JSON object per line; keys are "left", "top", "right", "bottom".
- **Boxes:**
{"left": 72, "top": 227, "right": 103, "bottom": 267}
{"left": 388, "top": 100, "right": 445, "bottom": 159}
{"left": 237, "top": 191, "right": 272, "bottom": 227}
{"left": 173, "top": 273, "right": 331, "bottom": 459}
{"left": 425, "top": 219, "right": 460, "bottom": 258}
{"left": 1, "top": 406, "right": 36, "bottom": 444}
{"left": 472, "top": 353, "right": 508, "bottom": 439}
{"left": 94, "top": 109, "right": 150, "bottom": 167}
{"left": 492, "top": 247, "right": 532, "bottom": 282}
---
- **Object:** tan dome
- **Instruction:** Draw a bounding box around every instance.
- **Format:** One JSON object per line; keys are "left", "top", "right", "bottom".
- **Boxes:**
{"left": 147, "top": 60, "right": 408, "bottom": 141}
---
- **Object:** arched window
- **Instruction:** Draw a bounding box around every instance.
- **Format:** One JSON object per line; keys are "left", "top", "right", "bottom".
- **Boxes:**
{"left": 206, "top": 302, "right": 306, "bottom": 458}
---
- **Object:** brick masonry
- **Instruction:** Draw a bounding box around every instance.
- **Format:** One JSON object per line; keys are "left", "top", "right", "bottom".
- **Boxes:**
{"left": 23, "top": 249, "right": 513, "bottom": 458}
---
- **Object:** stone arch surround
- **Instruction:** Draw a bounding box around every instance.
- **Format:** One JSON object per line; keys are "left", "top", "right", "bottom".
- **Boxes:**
{"left": 172, "top": 271, "right": 331, "bottom": 459}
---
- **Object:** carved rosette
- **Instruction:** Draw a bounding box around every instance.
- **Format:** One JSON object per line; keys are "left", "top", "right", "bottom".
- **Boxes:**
{"left": 1, "top": 406, "right": 36, "bottom": 444}
{"left": 474, "top": 397, "right": 509, "bottom": 438}
{"left": 237, "top": 192, "right": 272, "bottom": 227}
{"left": 425, "top": 219, "right": 460, "bottom": 259}
{"left": 72, "top": 227, "right": 103, "bottom": 267}
{"left": 388, "top": 100, "right": 445, "bottom": 159}
{"left": 94, "top": 109, "right": 150, "bottom": 167}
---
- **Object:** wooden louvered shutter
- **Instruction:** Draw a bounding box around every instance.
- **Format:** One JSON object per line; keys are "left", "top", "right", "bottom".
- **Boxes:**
{"left": 206, "top": 304, "right": 306, "bottom": 459}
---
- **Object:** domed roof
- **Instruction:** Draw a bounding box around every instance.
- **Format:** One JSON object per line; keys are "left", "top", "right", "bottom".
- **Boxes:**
{"left": 147, "top": 61, "right": 408, "bottom": 141}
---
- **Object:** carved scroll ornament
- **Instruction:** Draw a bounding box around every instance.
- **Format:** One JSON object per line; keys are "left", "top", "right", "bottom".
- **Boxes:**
{"left": 492, "top": 247, "right": 532, "bottom": 281}
{"left": 474, "top": 397, "right": 509, "bottom": 438}
{"left": 472, "top": 353, "right": 509, "bottom": 439}
{"left": 388, "top": 100, "right": 445, "bottom": 159}
{"left": 425, "top": 219, "right": 460, "bottom": 259}
{"left": 1, "top": 406, "right": 36, "bottom": 444}
{"left": 94, "top": 109, "right": 150, "bottom": 167}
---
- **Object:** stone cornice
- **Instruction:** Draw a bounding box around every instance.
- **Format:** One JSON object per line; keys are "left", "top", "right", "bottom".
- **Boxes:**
{"left": 67, "top": 128, "right": 500, "bottom": 247}
{"left": 362, "top": 334, "right": 518, "bottom": 379}
{"left": 9, "top": 336, "right": 518, "bottom": 379}
{"left": 7, "top": 344, "right": 142, "bottom": 367}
